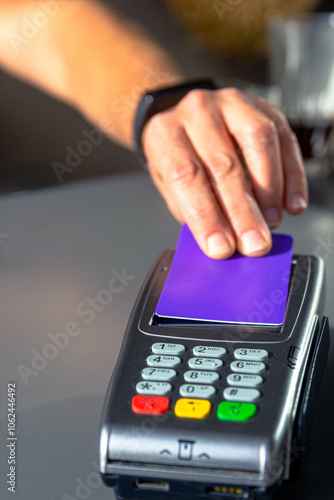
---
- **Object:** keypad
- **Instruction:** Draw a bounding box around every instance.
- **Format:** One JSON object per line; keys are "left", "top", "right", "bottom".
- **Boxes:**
{"left": 223, "top": 387, "right": 260, "bottom": 402}
{"left": 136, "top": 381, "right": 172, "bottom": 395}
{"left": 188, "top": 357, "right": 223, "bottom": 370}
{"left": 142, "top": 367, "right": 177, "bottom": 381}
{"left": 230, "top": 361, "right": 265, "bottom": 374}
{"left": 193, "top": 346, "right": 226, "bottom": 358}
{"left": 217, "top": 402, "right": 257, "bottom": 422}
{"left": 152, "top": 343, "right": 185, "bottom": 355}
{"left": 133, "top": 343, "right": 269, "bottom": 421}
{"left": 175, "top": 398, "right": 211, "bottom": 419}
{"left": 184, "top": 370, "right": 219, "bottom": 384}
{"left": 132, "top": 395, "right": 170, "bottom": 415}
{"left": 234, "top": 348, "right": 268, "bottom": 361}
{"left": 146, "top": 354, "right": 181, "bottom": 368}
{"left": 180, "top": 384, "right": 216, "bottom": 398}
{"left": 227, "top": 373, "right": 263, "bottom": 387}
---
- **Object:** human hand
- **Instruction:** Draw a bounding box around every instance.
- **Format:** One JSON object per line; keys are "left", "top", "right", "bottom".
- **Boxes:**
{"left": 142, "top": 88, "right": 308, "bottom": 259}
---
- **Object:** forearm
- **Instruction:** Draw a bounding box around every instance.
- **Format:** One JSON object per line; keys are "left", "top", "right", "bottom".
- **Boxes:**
{"left": 0, "top": 0, "right": 183, "bottom": 148}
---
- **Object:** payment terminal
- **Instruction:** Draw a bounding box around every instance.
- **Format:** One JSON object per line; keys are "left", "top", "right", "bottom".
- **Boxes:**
{"left": 100, "top": 226, "right": 330, "bottom": 500}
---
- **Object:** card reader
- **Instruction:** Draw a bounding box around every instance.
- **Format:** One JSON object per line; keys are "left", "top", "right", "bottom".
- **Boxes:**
{"left": 99, "top": 228, "right": 330, "bottom": 500}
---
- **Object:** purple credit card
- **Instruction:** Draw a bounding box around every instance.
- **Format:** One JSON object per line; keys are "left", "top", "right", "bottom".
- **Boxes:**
{"left": 155, "top": 225, "right": 293, "bottom": 326}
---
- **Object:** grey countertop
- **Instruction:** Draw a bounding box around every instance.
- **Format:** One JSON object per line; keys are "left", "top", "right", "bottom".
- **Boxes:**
{"left": 0, "top": 171, "right": 333, "bottom": 500}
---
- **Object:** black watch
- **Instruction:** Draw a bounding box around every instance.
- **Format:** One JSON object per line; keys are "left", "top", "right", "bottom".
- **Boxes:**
{"left": 133, "top": 78, "right": 218, "bottom": 167}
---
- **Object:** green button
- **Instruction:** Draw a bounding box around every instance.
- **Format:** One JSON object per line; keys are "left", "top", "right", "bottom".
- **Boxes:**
{"left": 217, "top": 402, "right": 257, "bottom": 421}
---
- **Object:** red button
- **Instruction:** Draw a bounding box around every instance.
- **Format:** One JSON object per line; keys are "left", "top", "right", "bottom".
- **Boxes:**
{"left": 132, "top": 395, "right": 170, "bottom": 415}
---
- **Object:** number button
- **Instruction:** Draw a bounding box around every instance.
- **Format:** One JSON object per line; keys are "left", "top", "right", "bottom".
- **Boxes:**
{"left": 223, "top": 387, "right": 260, "bottom": 402}
{"left": 230, "top": 361, "right": 265, "bottom": 374}
{"left": 188, "top": 357, "right": 223, "bottom": 370}
{"left": 193, "top": 346, "right": 226, "bottom": 358}
{"left": 180, "top": 384, "right": 215, "bottom": 398}
{"left": 227, "top": 374, "right": 263, "bottom": 387}
{"left": 136, "top": 381, "right": 172, "bottom": 395}
{"left": 152, "top": 343, "right": 185, "bottom": 355}
{"left": 141, "top": 368, "right": 177, "bottom": 381}
{"left": 234, "top": 348, "right": 268, "bottom": 361}
{"left": 184, "top": 370, "right": 219, "bottom": 384}
{"left": 146, "top": 355, "right": 181, "bottom": 367}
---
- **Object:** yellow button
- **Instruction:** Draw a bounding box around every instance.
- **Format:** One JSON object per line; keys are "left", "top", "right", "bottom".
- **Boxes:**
{"left": 174, "top": 398, "right": 211, "bottom": 418}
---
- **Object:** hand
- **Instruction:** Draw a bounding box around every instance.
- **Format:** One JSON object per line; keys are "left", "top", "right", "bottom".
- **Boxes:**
{"left": 142, "top": 88, "right": 308, "bottom": 259}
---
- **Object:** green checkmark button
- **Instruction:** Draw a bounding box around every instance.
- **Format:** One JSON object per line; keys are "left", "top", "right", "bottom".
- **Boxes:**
{"left": 217, "top": 402, "right": 257, "bottom": 421}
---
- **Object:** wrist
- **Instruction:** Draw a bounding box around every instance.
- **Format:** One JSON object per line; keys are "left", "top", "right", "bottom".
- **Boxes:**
{"left": 134, "top": 79, "right": 218, "bottom": 166}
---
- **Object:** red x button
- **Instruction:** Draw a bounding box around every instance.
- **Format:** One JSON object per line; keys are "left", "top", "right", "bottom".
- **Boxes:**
{"left": 132, "top": 395, "right": 170, "bottom": 415}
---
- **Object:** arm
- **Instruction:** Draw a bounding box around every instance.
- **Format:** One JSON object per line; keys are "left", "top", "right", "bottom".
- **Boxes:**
{"left": 0, "top": 0, "right": 308, "bottom": 258}
{"left": 0, "top": 0, "right": 182, "bottom": 147}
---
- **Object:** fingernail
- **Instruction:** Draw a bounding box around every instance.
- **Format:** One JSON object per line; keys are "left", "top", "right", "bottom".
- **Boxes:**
{"left": 241, "top": 229, "right": 270, "bottom": 255}
{"left": 290, "top": 195, "right": 308, "bottom": 212}
{"left": 207, "top": 232, "right": 232, "bottom": 257}
{"left": 264, "top": 207, "right": 279, "bottom": 228}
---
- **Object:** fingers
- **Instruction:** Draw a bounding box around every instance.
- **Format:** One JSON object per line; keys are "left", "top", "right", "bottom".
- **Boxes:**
{"left": 142, "top": 87, "right": 308, "bottom": 260}
{"left": 252, "top": 97, "right": 308, "bottom": 215}
{"left": 215, "top": 89, "right": 285, "bottom": 229}
{"left": 178, "top": 90, "right": 272, "bottom": 256}
{"left": 143, "top": 112, "right": 236, "bottom": 258}
{"left": 149, "top": 166, "right": 184, "bottom": 223}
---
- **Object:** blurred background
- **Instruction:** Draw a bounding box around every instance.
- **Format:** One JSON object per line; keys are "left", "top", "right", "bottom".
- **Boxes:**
{"left": 0, "top": 0, "right": 333, "bottom": 194}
